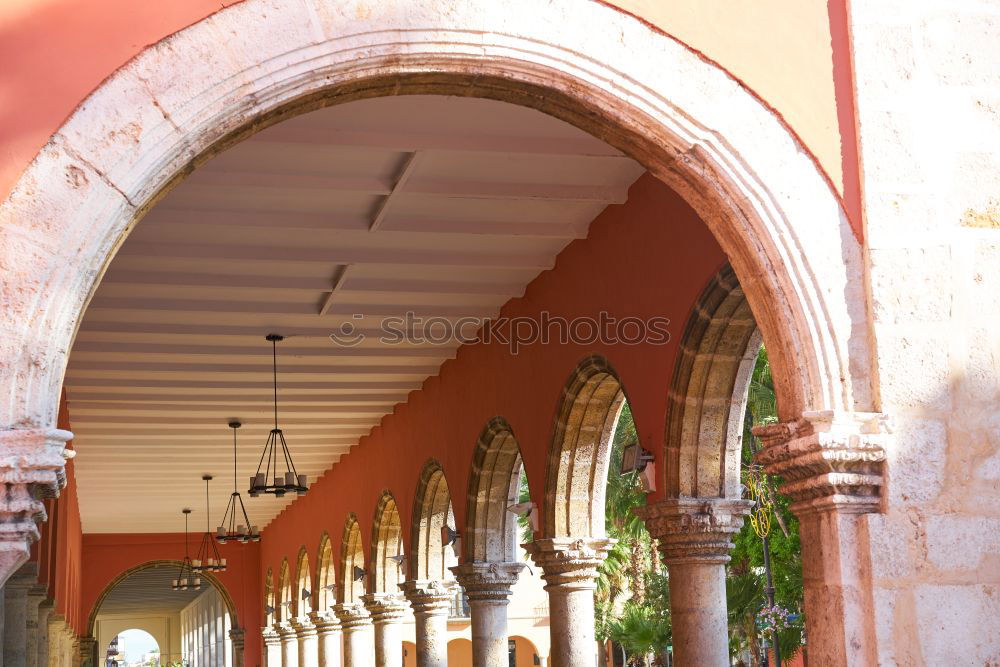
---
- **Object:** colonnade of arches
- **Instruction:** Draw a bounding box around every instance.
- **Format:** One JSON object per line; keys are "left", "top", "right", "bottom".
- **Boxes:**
{"left": 256, "top": 266, "right": 766, "bottom": 667}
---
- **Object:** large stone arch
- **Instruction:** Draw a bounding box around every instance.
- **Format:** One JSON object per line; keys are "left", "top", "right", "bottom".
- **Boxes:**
{"left": 338, "top": 515, "right": 365, "bottom": 604}
{"left": 315, "top": 533, "right": 336, "bottom": 612}
{"left": 463, "top": 417, "right": 526, "bottom": 563}
{"left": 370, "top": 492, "right": 405, "bottom": 595}
{"left": 409, "top": 460, "right": 457, "bottom": 582}
{"left": 0, "top": 0, "right": 873, "bottom": 579}
{"left": 665, "top": 264, "right": 762, "bottom": 499}
{"left": 544, "top": 356, "right": 626, "bottom": 539}
{"left": 276, "top": 558, "right": 292, "bottom": 623}
{"left": 294, "top": 546, "right": 313, "bottom": 618}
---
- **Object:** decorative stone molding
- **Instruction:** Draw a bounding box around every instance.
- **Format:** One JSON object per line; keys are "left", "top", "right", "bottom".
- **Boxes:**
{"left": 0, "top": 429, "right": 74, "bottom": 580}
{"left": 450, "top": 561, "right": 524, "bottom": 603}
{"left": 399, "top": 579, "right": 456, "bottom": 615}
{"left": 753, "top": 410, "right": 889, "bottom": 515}
{"left": 275, "top": 621, "right": 298, "bottom": 641}
{"left": 77, "top": 636, "right": 97, "bottom": 667}
{"left": 361, "top": 592, "right": 409, "bottom": 625}
{"left": 523, "top": 537, "right": 616, "bottom": 590}
{"left": 308, "top": 610, "right": 341, "bottom": 633}
{"left": 636, "top": 498, "right": 752, "bottom": 565}
{"left": 291, "top": 616, "right": 317, "bottom": 638}
{"left": 333, "top": 601, "right": 373, "bottom": 629}
{"left": 228, "top": 627, "right": 245, "bottom": 667}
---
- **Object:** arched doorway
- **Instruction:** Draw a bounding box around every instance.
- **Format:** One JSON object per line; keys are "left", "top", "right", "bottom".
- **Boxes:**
{"left": 103, "top": 629, "right": 158, "bottom": 667}
{"left": 87, "top": 562, "right": 238, "bottom": 667}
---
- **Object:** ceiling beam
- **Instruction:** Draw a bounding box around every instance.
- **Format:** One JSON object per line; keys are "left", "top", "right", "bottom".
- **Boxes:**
{"left": 371, "top": 152, "right": 422, "bottom": 231}
{"left": 318, "top": 264, "right": 351, "bottom": 315}
{"left": 84, "top": 296, "right": 500, "bottom": 317}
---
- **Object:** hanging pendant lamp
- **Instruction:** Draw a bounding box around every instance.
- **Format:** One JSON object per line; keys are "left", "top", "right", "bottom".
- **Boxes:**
{"left": 194, "top": 475, "right": 226, "bottom": 572}
{"left": 249, "top": 334, "right": 308, "bottom": 497}
{"left": 217, "top": 421, "right": 260, "bottom": 543}
{"left": 172, "top": 509, "right": 202, "bottom": 591}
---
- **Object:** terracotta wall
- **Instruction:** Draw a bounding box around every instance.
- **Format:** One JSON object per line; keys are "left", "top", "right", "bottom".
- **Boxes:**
{"left": 0, "top": 0, "right": 859, "bottom": 232}
{"left": 79, "top": 533, "right": 261, "bottom": 667}
{"left": 259, "top": 174, "right": 727, "bottom": 584}
{"left": 50, "top": 394, "right": 84, "bottom": 633}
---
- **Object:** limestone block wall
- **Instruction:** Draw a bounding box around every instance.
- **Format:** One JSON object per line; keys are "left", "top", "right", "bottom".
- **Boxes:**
{"left": 851, "top": 0, "right": 1000, "bottom": 663}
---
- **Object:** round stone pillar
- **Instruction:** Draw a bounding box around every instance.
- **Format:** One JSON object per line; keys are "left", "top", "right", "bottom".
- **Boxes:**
{"left": 524, "top": 538, "right": 615, "bottom": 667}
{"left": 292, "top": 618, "right": 318, "bottom": 667}
{"left": 333, "top": 602, "right": 374, "bottom": 667}
{"left": 4, "top": 567, "right": 36, "bottom": 667}
{"left": 277, "top": 623, "right": 299, "bottom": 667}
{"left": 262, "top": 626, "right": 282, "bottom": 667}
{"left": 228, "top": 627, "right": 245, "bottom": 667}
{"left": 636, "top": 498, "right": 751, "bottom": 667}
{"left": 399, "top": 580, "right": 456, "bottom": 667}
{"left": 36, "top": 600, "right": 53, "bottom": 667}
{"left": 308, "top": 612, "right": 342, "bottom": 667}
{"left": 754, "top": 412, "right": 888, "bottom": 666}
{"left": 361, "top": 593, "right": 409, "bottom": 667}
{"left": 450, "top": 562, "right": 524, "bottom": 667}
{"left": 25, "top": 587, "right": 47, "bottom": 667}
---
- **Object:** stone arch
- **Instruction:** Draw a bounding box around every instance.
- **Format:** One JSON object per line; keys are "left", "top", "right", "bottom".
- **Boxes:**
{"left": 545, "top": 356, "right": 626, "bottom": 539}
{"left": 409, "top": 460, "right": 458, "bottom": 581}
{"left": 264, "top": 567, "right": 275, "bottom": 625}
{"left": 464, "top": 418, "right": 527, "bottom": 563}
{"left": 276, "top": 558, "right": 292, "bottom": 623}
{"left": 86, "top": 559, "right": 239, "bottom": 637}
{"left": 295, "top": 546, "right": 313, "bottom": 618}
{"left": 370, "top": 492, "right": 405, "bottom": 594}
{"left": 666, "top": 264, "right": 762, "bottom": 499}
{"left": 2, "top": 0, "right": 870, "bottom": 437}
{"left": 338, "top": 514, "right": 365, "bottom": 603}
{"left": 316, "top": 532, "right": 336, "bottom": 612}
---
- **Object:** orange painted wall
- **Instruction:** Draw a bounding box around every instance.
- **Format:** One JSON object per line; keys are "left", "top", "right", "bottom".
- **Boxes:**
{"left": 259, "top": 174, "right": 727, "bottom": 585}
{"left": 80, "top": 533, "right": 261, "bottom": 667}
{"left": 0, "top": 0, "right": 860, "bottom": 234}
{"left": 51, "top": 393, "right": 85, "bottom": 633}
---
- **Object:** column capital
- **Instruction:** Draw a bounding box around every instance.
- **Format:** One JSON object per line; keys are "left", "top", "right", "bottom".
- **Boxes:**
{"left": 275, "top": 622, "right": 298, "bottom": 639}
{"left": 261, "top": 626, "right": 281, "bottom": 644}
{"left": 636, "top": 497, "right": 752, "bottom": 565}
{"left": 399, "top": 579, "right": 456, "bottom": 614}
{"left": 291, "top": 616, "right": 317, "bottom": 638}
{"left": 307, "top": 610, "right": 341, "bottom": 632}
{"left": 523, "top": 537, "right": 616, "bottom": 590}
{"left": 753, "top": 410, "right": 888, "bottom": 515}
{"left": 333, "top": 601, "right": 373, "bottom": 629}
{"left": 228, "top": 627, "right": 245, "bottom": 646}
{"left": 450, "top": 561, "right": 524, "bottom": 603}
{"left": 0, "top": 428, "right": 74, "bottom": 580}
{"left": 361, "top": 592, "right": 409, "bottom": 624}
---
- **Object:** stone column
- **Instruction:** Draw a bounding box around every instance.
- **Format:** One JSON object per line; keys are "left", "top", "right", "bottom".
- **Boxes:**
{"left": 75, "top": 638, "right": 95, "bottom": 667}
{"left": 47, "top": 614, "right": 65, "bottom": 667}
{"left": 292, "top": 617, "right": 318, "bottom": 667}
{"left": 277, "top": 623, "right": 299, "bottom": 667}
{"left": 636, "top": 498, "right": 751, "bottom": 667}
{"left": 308, "top": 612, "right": 342, "bottom": 667}
{"left": 754, "top": 411, "right": 887, "bottom": 666}
{"left": 228, "top": 627, "right": 245, "bottom": 667}
{"left": 361, "top": 593, "right": 408, "bottom": 667}
{"left": 450, "top": 562, "right": 524, "bottom": 667}
{"left": 524, "top": 538, "right": 615, "bottom": 667}
{"left": 35, "top": 601, "right": 53, "bottom": 667}
{"left": 25, "top": 587, "right": 47, "bottom": 667}
{"left": 333, "top": 603, "right": 374, "bottom": 667}
{"left": 4, "top": 566, "right": 37, "bottom": 667}
{"left": 399, "top": 580, "right": 455, "bottom": 667}
{"left": 262, "top": 626, "right": 282, "bottom": 667}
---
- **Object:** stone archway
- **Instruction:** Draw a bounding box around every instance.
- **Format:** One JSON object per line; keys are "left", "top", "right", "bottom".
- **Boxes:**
{"left": 315, "top": 534, "right": 336, "bottom": 614}
{"left": 0, "top": 0, "right": 873, "bottom": 582}
{"left": 409, "top": 460, "right": 457, "bottom": 583}
{"left": 85, "top": 560, "right": 241, "bottom": 667}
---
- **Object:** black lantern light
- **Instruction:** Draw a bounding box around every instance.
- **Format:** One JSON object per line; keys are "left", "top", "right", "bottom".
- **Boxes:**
{"left": 172, "top": 509, "right": 202, "bottom": 591}
{"left": 194, "top": 475, "right": 226, "bottom": 572}
{"left": 217, "top": 421, "right": 260, "bottom": 543}
{"left": 249, "top": 334, "right": 308, "bottom": 497}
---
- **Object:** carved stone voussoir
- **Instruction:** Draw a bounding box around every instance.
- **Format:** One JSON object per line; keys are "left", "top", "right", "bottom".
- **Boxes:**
{"left": 636, "top": 497, "right": 751, "bottom": 565}
{"left": 450, "top": 561, "right": 524, "bottom": 602}
{"left": 523, "top": 537, "right": 615, "bottom": 589}
{"left": 361, "top": 592, "right": 410, "bottom": 623}
{"left": 753, "top": 411, "right": 889, "bottom": 514}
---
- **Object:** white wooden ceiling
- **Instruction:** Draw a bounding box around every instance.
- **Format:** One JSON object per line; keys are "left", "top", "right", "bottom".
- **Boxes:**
{"left": 94, "top": 563, "right": 223, "bottom": 617}
{"left": 67, "top": 95, "right": 644, "bottom": 533}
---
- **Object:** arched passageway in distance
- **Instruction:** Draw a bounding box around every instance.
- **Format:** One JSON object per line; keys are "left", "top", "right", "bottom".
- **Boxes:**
{"left": 103, "top": 629, "right": 159, "bottom": 667}
{"left": 510, "top": 635, "right": 544, "bottom": 667}
{"left": 86, "top": 562, "right": 237, "bottom": 667}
